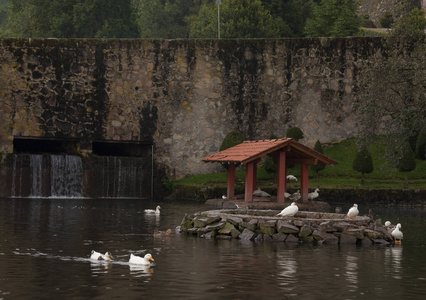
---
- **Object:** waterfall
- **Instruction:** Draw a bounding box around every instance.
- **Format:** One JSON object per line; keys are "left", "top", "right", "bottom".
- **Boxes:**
{"left": 51, "top": 155, "right": 83, "bottom": 198}
{"left": 101, "top": 156, "right": 144, "bottom": 198}
{"left": 30, "top": 155, "right": 43, "bottom": 197}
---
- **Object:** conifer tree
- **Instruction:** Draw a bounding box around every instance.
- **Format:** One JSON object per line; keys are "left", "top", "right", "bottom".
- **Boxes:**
{"left": 415, "top": 123, "right": 426, "bottom": 160}
{"left": 352, "top": 145, "right": 373, "bottom": 184}
{"left": 396, "top": 141, "right": 416, "bottom": 188}
{"left": 311, "top": 140, "right": 325, "bottom": 180}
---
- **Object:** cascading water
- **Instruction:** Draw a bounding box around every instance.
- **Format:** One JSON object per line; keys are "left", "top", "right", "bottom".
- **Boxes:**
{"left": 9, "top": 154, "right": 149, "bottom": 199}
{"left": 101, "top": 156, "right": 145, "bottom": 198}
{"left": 10, "top": 154, "right": 83, "bottom": 198}
{"left": 50, "top": 155, "right": 83, "bottom": 198}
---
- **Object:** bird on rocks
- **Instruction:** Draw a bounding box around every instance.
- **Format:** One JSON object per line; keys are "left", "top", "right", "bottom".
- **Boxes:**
{"left": 289, "top": 190, "right": 301, "bottom": 201}
{"left": 308, "top": 188, "right": 320, "bottom": 201}
{"left": 286, "top": 175, "right": 298, "bottom": 181}
{"left": 277, "top": 202, "right": 299, "bottom": 217}
{"left": 90, "top": 250, "right": 113, "bottom": 261}
{"left": 222, "top": 195, "right": 227, "bottom": 199}
{"left": 391, "top": 223, "right": 403, "bottom": 244}
{"left": 347, "top": 204, "right": 359, "bottom": 221}
{"left": 253, "top": 187, "right": 271, "bottom": 197}
{"left": 285, "top": 192, "right": 291, "bottom": 198}
{"left": 129, "top": 253, "right": 155, "bottom": 265}
{"left": 385, "top": 221, "right": 396, "bottom": 234}
{"left": 335, "top": 206, "right": 343, "bottom": 214}
{"left": 144, "top": 205, "right": 161, "bottom": 215}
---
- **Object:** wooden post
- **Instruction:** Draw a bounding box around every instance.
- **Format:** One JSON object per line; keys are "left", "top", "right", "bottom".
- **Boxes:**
{"left": 300, "top": 164, "right": 309, "bottom": 202}
{"left": 276, "top": 151, "right": 286, "bottom": 203}
{"left": 227, "top": 162, "right": 235, "bottom": 199}
{"left": 244, "top": 161, "right": 255, "bottom": 202}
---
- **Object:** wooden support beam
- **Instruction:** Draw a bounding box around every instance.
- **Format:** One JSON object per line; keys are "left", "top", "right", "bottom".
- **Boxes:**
{"left": 245, "top": 161, "right": 255, "bottom": 202}
{"left": 300, "top": 164, "right": 309, "bottom": 202}
{"left": 276, "top": 150, "right": 286, "bottom": 203}
{"left": 227, "top": 162, "right": 235, "bottom": 199}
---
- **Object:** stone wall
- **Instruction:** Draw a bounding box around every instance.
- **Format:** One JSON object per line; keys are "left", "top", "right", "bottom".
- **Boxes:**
{"left": 0, "top": 38, "right": 386, "bottom": 178}
{"left": 179, "top": 209, "right": 394, "bottom": 246}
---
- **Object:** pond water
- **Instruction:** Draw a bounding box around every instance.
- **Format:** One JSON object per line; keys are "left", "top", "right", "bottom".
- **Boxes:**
{"left": 1, "top": 197, "right": 426, "bottom": 299}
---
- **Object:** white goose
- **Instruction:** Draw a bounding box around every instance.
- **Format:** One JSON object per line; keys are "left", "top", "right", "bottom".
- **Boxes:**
{"left": 347, "top": 204, "right": 359, "bottom": 221}
{"left": 252, "top": 187, "right": 271, "bottom": 197}
{"left": 286, "top": 175, "right": 298, "bottom": 181}
{"left": 144, "top": 205, "right": 161, "bottom": 215}
{"left": 277, "top": 202, "right": 299, "bottom": 217}
{"left": 129, "top": 253, "right": 155, "bottom": 265}
{"left": 289, "top": 190, "right": 301, "bottom": 201}
{"left": 391, "top": 223, "right": 403, "bottom": 244}
{"left": 385, "top": 221, "right": 396, "bottom": 234}
{"left": 308, "top": 188, "right": 320, "bottom": 201}
{"left": 90, "top": 250, "right": 113, "bottom": 261}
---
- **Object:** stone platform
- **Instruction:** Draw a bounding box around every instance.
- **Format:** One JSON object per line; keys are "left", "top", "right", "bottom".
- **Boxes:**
{"left": 179, "top": 208, "right": 395, "bottom": 246}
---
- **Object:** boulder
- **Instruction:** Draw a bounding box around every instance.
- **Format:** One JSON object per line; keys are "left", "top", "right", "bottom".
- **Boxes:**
{"left": 277, "top": 220, "right": 300, "bottom": 234}
{"left": 193, "top": 216, "right": 221, "bottom": 228}
{"left": 260, "top": 220, "right": 277, "bottom": 236}
{"left": 298, "top": 225, "right": 313, "bottom": 237}
{"left": 226, "top": 216, "right": 243, "bottom": 226}
{"left": 180, "top": 214, "right": 194, "bottom": 232}
{"left": 372, "top": 239, "right": 390, "bottom": 245}
{"left": 239, "top": 228, "right": 255, "bottom": 241}
{"left": 273, "top": 232, "right": 287, "bottom": 242}
{"left": 339, "top": 233, "right": 357, "bottom": 244}
{"left": 263, "top": 233, "right": 273, "bottom": 242}
{"left": 285, "top": 235, "right": 299, "bottom": 243}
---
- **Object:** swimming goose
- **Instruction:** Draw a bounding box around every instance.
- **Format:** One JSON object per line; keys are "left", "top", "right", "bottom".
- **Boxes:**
{"left": 90, "top": 250, "right": 113, "bottom": 261}
{"left": 144, "top": 206, "right": 161, "bottom": 215}
{"left": 129, "top": 253, "right": 155, "bottom": 265}
{"left": 308, "top": 188, "right": 320, "bottom": 201}
{"left": 347, "top": 204, "right": 359, "bottom": 221}
{"left": 277, "top": 202, "right": 299, "bottom": 217}
{"left": 391, "top": 223, "right": 403, "bottom": 244}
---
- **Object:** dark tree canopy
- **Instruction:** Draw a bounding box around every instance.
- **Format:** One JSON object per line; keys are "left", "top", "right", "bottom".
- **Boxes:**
{"left": 352, "top": 145, "right": 373, "bottom": 184}
{"left": 286, "top": 127, "right": 304, "bottom": 141}
{"left": 396, "top": 141, "right": 416, "bottom": 172}
{"left": 311, "top": 140, "right": 326, "bottom": 179}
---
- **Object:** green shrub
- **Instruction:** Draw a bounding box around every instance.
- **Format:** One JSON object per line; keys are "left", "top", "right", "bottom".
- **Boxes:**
{"left": 219, "top": 131, "right": 245, "bottom": 151}
{"left": 415, "top": 123, "right": 426, "bottom": 160}
{"left": 286, "top": 127, "right": 304, "bottom": 141}
{"left": 379, "top": 12, "right": 393, "bottom": 28}
{"left": 311, "top": 140, "right": 325, "bottom": 180}
{"left": 219, "top": 131, "right": 245, "bottom": 169}
{"left": 397, "top": 142, "right": 416, "bottom": 172}
{"left": 352, "top": 144, "right": 374, "bottom": 184}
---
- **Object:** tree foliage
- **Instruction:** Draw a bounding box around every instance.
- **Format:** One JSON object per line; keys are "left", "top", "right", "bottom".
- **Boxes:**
{"left": 311, "top": 140, "right": 326, "bottom": 179}
{"left": 304, "top": 0, "right": 361, "bottom": 37}
{"left": 356, "top": 6, "right": 426, "bottom": 166}
{"left": 286, "top": 127, "right": 304, "bottom": 141}
{"left": 3, "top": 0, "right": 139, "bottom": 38}
{"left": 189, "top": 0, "right": 281, "bottom": 38}
{"left": 396, "top": 141, "right": 416, "bottom": 173}
{"left": 219, "top": 131, "right": 245, "bottom": 170}
{"left": 415, "top": 123, "right": 426, "bottom": 160}
{"left": 352, "top": 145, "right": 373, "bottom": 184}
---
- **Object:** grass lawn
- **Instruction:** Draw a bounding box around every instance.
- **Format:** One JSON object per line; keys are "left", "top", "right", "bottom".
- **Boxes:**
{"left": 175, "top": 137, "right": 426, "bottom": 190}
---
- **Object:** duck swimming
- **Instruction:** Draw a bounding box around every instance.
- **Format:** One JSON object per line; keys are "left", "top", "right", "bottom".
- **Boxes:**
{"left": 90, "top": 250, "right": 113, "bottom": 261}
{"left": 129, "top": 253, "right": 155, "bottom": 265}
{"left": 144, "top": 206, "right": 161, "bottom": 215}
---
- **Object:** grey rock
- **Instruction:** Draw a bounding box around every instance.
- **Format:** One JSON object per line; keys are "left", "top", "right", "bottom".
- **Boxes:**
{"left": 273, "top": 232, "right": 287, "bottom": 242}
{"left": 239, "top": 228, "right": 255, "bottom": 241}
{"left": 285, "top": 235, "right": 299, "bottom": 243}
{"left": 339, "top": 233, "right": 357, "bottom": 244}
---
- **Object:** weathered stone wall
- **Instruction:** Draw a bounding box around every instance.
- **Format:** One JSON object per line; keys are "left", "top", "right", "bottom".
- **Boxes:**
{"left": 0, "top": 38, "right": 385, "bottom": 178}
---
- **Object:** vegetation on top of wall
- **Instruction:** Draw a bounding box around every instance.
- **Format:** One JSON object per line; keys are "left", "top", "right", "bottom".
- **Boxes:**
{"left": 175, "top": 137, "right": 426, "bottom": 190}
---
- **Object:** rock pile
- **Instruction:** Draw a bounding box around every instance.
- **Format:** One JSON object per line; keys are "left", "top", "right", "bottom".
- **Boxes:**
{"left": 179, "top": 209, "right": 394, "bottom": 246}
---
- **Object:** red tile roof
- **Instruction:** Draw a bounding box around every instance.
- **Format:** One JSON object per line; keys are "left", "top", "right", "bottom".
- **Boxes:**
{"left": 202, "top": 138, "right": 338, "bottom": 166}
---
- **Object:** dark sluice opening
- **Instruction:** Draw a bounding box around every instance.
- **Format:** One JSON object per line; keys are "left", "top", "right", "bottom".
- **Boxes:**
{"left": 13, "top": 137, "right": 80, "bottom": 154}
{"left": 92, "top": 141, "right": 152, "bottom": 157}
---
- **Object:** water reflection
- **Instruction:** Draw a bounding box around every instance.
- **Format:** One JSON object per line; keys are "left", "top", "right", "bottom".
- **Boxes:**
{"left": 385, "top": 245, "right": 403, "bottom": 280}
{"left": 1, "top": 199, "right": 426, "bottom": 299}
{"left": 345, "top": 255, "right": 358, "bottom": 288}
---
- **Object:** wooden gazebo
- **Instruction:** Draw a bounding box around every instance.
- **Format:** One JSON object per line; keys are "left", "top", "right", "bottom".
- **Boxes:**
{"left": 202, "top": 138, "right": 338, "bottom": 203}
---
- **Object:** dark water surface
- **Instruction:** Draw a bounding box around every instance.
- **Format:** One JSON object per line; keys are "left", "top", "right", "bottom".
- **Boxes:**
{"left": 1, "top": 198, "right": 426, "bottom": 299}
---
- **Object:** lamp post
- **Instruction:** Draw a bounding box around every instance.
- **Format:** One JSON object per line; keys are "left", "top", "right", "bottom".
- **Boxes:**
{"left": 216, "top": 0, "right": 221, "bottom": 39}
